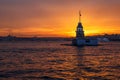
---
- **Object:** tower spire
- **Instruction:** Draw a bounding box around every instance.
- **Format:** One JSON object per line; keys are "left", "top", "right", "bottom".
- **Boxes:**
{"left": 79, "top": 11, "right": 81, "bottom": 23}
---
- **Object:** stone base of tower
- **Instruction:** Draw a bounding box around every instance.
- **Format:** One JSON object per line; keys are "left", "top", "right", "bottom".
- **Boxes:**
{"left": 72, "top": 38, "right": 98, "bottom": 46}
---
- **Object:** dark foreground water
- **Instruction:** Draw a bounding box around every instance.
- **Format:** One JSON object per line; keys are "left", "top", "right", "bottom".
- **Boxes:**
{"left": 0, "top": 41, "right": 120, "bottom": 80}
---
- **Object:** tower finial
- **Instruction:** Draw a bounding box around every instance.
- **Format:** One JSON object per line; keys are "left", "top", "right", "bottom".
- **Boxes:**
{"left": 79, "top": 10, "right": 81, "bottom": 23}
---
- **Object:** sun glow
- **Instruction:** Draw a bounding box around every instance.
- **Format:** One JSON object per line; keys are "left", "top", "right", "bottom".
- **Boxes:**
{"left": 0, "top": 0, "right": 120, "bottom": 37}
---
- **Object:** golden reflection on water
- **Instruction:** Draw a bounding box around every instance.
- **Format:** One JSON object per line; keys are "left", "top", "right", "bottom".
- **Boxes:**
{"left": 0, "top": 41, "right": 119, "bottom": 80}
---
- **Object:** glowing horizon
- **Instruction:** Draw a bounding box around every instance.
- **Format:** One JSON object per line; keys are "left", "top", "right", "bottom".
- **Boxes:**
{"left": 0, "top": 0, "right": 120, "bottom": 37}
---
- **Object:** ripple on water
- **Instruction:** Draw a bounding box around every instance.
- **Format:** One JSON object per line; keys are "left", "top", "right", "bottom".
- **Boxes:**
{"left": 0, "top": 69, "right": 43, "bottom": 78}
{"left": 0, "top": 41, "right": 119, "bottom": 80}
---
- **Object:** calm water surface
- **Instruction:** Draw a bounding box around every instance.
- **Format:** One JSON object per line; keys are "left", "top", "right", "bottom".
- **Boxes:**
{"left": 0, "top": 41, "right": 120, "bottom": 80}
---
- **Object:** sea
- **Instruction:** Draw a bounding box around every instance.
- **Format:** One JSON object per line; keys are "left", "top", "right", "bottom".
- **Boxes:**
{"left": 0, "top": 41, "right": 120, "bottom": 80}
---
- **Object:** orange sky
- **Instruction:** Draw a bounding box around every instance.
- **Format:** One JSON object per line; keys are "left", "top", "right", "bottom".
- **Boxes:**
{"left": 0, "top": 0, "right": 120, "bottom": 37}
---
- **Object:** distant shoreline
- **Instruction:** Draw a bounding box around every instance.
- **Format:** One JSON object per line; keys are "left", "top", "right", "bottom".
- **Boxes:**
{"left": 0, "top": 34, "right": 120, "bottom": 42}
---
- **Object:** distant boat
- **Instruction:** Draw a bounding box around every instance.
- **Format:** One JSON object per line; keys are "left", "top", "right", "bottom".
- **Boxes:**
{"left": 97, "top": 38, "right": 109, "bottom": 42}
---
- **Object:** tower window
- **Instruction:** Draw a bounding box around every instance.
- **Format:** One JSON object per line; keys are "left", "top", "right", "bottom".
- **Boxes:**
{"left": 78, "top": 28, "right": 82, "bottom": 31}
{"left": 86, "top": 39, "right": 90, "bottom": 43}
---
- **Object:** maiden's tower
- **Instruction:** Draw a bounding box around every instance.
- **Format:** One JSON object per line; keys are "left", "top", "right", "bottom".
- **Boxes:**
{"left": 72, "top": 12, "right": 98, "bottom": 46}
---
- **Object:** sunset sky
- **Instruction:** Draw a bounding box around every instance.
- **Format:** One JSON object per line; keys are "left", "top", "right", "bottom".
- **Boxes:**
{"left": 0, "top": 0, "right": 120, "bottom": 37}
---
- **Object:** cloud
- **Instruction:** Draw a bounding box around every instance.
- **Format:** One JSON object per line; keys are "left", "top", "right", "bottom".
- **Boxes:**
{"left": 0, "top": 0, "right": 120, "bottom": 36}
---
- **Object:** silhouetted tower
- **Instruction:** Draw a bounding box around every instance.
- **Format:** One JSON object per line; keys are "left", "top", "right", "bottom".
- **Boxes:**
{"left": 76, "top": 11, "right": 85, "bottom": 38}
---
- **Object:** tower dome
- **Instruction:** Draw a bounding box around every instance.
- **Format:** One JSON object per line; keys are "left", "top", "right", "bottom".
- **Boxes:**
{"left": 76, "top": 11, "right": 85, "bottom": 38}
